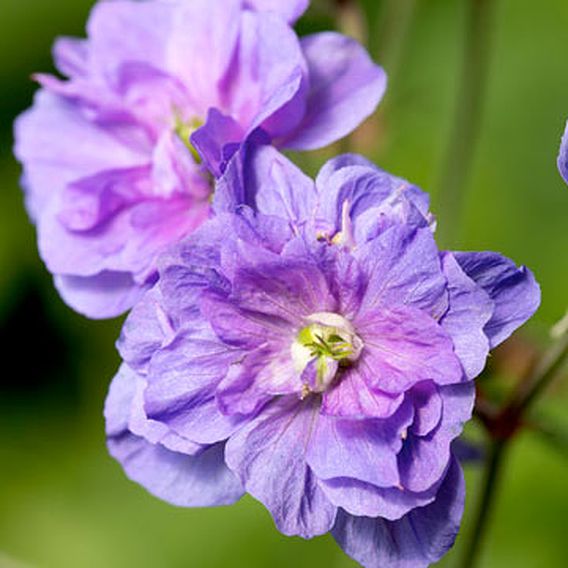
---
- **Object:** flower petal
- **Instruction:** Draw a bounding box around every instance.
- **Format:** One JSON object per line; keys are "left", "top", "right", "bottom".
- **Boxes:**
{"left": 53, "top": 36, "right": 89, "bottom": 78}
{"left": 315, "top": 161, "right": 431, "bottom": 243}
{"left": 224, "top": 11, "right": 306, "bottom": 136}
{"left": 225, "top": 397, "right": 337, "bottom": 538}
{"left": 282, "top": 33, "right": 386, "bottom": 150}
{"left": 243, "top": 0, "right": 309, "bottom": 23}
{"left": 144, "top": 324, "right": 244, "bottom": 445}
{"left": 87, "top": 0, "right": 173, "bottom": 81}
{"left": 322, "top": 366, "right": 404, "bottom": 419}
{"left": 398, "top": 383, "right": 474, "bottom": 492}
{"left": 357, "top": 305, "right": 463, "bottom": 394}
{"left": 191, "top": 109, "right": 245, "bottom": 177}
{"left": 454, "top": 251, "right": 541, "bottom": 348}
{"left": 306, "top": 404, "right": 413, "bottom": 487}
{"left": 356, "top": 225, "right": 448, "bottom": 318}
{"left": 440, "top": 252, "right": 493, "bottom": 379}
{"left": 558, "top": 119, "right": 568, "bottom": 184}
{"left": 105, "top": 364, "right": 243, "bottom": 507}
{"left": 319, "top": 476, "right": 437, "bottom": 520}
{"left": 217, "top": 144, "right": 317, "bottom": 228}
{"left": 332, "top": 456, "right": 465, "bottom": 568}
{"left": 39, "top": 194, "right": 206, "bottom": 280}
{"left": 217, "top": 344, "right": 300, "bottom": 415}
{"left": 13, "top": 90, "right": 145, "bottom": 220}
{"left": 230, "top": 253, "right": 337, "bottom": 323}
{"left": 54, "top": 271, "right": 147, "bottom": 320}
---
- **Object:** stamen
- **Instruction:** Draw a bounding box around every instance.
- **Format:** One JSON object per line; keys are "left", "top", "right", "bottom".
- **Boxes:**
{"left": 173, "top": 114, "right": 203, "bottom": 164}
{"left": 331, "top": 199, "right": 355, "bottom": 249}
{"left": 291, "top": 312, "right": 363, "bottom": 395}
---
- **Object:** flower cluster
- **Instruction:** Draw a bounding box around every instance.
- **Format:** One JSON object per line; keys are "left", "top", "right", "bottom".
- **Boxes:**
{"left": 15, "top": 2, "right": 541, "bottom": 567}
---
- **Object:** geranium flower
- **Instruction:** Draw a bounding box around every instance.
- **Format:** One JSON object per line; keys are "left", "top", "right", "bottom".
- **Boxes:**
{"left": 558, "top": 120, "right": 568, "bottom": 185}
{"left": 14, "top": 0, "right": 385, "bottom": 318}
{"left": 105, "top": 152, "right": 540, "bottom": 567}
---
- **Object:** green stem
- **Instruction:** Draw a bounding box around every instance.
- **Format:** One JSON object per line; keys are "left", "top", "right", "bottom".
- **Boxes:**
{"left": 461, "top": 439, "right": 507, "bottom": 568}
{"left": 464, "top": 331, "right": 568, "bottom": 568}
{"left": 510, "top": 330, "right": 568, "bottom": 415}
{"left": 436, "top": 0, "right": 496, "bottom": 247}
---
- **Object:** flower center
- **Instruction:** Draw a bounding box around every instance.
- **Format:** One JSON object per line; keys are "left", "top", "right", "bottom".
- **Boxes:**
{"left": 291, "top": 312, "right": 363, "bottom": 396}
{"left": 173, "top": 114, "right": 203, "bottom": 164}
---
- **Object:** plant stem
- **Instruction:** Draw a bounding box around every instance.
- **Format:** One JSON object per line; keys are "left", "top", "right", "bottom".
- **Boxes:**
{"left": 464, "top": 331, "right": 568, "bottom": 568}
{"left": 436, "top": 0, "right": 496, "bottom": 247}
{"left": 509, "top": 329, "right": 568, "bottom": 416}
{"left": 461, "top": 439, "right": 507, "bottom": 568}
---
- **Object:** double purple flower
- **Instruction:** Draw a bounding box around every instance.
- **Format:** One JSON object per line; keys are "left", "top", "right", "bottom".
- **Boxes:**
{"left": 14, "top": 0, "right": 385, "bottom": 318}
{"left": 105, "top": 149, "right": 540, "bottom": 567}
{"left": 14, "top": 2, "right": 542, "bottom": 565}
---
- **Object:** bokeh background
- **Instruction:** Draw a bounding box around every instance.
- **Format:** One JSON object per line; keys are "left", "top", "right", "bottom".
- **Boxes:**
{"left": 1, "top": 0, "right": 567, "bottom": 566}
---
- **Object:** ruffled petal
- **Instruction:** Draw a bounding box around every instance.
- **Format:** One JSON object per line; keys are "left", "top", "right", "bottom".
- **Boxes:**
{"left": 87, "top": 1, "right": 174, "bottom": 80}
{"left": 398, "top": 383, "right": 474, "bottom": 492}
{"left": 105, "top": 364, "right": 243, "bottom": 507}
{"left": 322, "top": 366, "right": 404, "bottom": 419}
{"left": 315, "top": 162, "right": 431, "bottom": 244}
{"left": 215, "top": 144, "right": 317, "bottom": 227}
{"left": 53, "top": 36, "right": 89, "bottom": 78}
{"left": 13, "top": 90, "right": 145, "bottom": 220}
{"left": 229, "top": 251, "right": 337, "bottom": 322}
{"left": 356, "top": 305, "right": 463, "bottom": 394}
{"left": 54, "top": 271, "right": 147, "bottom": 320}
{"left": 282, "top": 33, "right": 386, "bottom": 150}
{"left": 117, "top": 287, "right": 176, "bottom": 373}
{"left": 332, "top": 456, "right": 465, "bottom": 568}
{"left": 306, "top": 406, "right": 414, "bottom": 487}
{"left": 440, "top": 252, "right": 493, "bottom": 379}
{"left": 454, "top": 251, "right": 541, "bottom": 348}
{"left": 223, "top": 11, "right": 306, "bottom": 136}
{"left": 143, "top": 326, "right": 244, "bottom": 445}
{"left": 191, "top": 109, "right": 245, "bottom": 177}
{"left": 356, "top": 225, "right": 448, "bottom": 319}
{"left": 557, "top": 119, "right": 568, "bottom": 184}
{"left": 319, "top": 476, "right": 437, "bottom": 520}
{"left": 225, "top": 397, "right": 337, "bottom": 538}
{"left": 39, "top": 193, "right": 206, "bottom": 281}
{"left": 217, "top": 344, "right": 300, "bottom": 415}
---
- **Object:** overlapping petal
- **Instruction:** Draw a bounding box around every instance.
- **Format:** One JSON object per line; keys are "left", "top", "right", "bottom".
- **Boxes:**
{"left": 332, "top": 457, "right": 465, "bottom": 568}
{"left": 16, "top": 0, "right": 385, "bottom": 319}
{"left": 356, "top": 305, "right": 463, "bottom": 394}
{"left": 557, "top": 120, "right": 568, "bottom": 184}
{"left": 454, "top": 251, "right": 540, "bottom": 348}
{"left": 440, "top": 252, "right": 493, "bottom": 379}
{"left": 356, "top": 225, "right": 448, "bottom": 318}
{"left": 282, "top": 33, "right": 387, "bottom": 150}
{"left": 105, "top": 364, "right": 244, "bottom": 507}
{"left": 225, "top": 397, "right": 337, "bottom": 537}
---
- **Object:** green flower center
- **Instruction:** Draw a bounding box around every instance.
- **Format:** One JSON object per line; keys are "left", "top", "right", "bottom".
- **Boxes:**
{"left": 291, "top": 312, "right": 363, "bottom": 396}
{"left": 173, "top": 115, "right": 203, "bottom": 164}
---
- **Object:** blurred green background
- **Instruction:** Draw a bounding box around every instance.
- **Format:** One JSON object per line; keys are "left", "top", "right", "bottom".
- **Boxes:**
{"left": 0, "top": 0, "right": 567, "bottom": 566}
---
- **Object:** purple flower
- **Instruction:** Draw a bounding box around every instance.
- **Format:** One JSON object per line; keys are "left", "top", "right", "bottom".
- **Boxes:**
{"left": 105, "top": 153, "right": 540, "bottom": 567}
{"left": 14, "top": 0, "right": 385, "bottom": 319}
{"left": 558, "top": 119, "right": 568, "bottom": 185}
